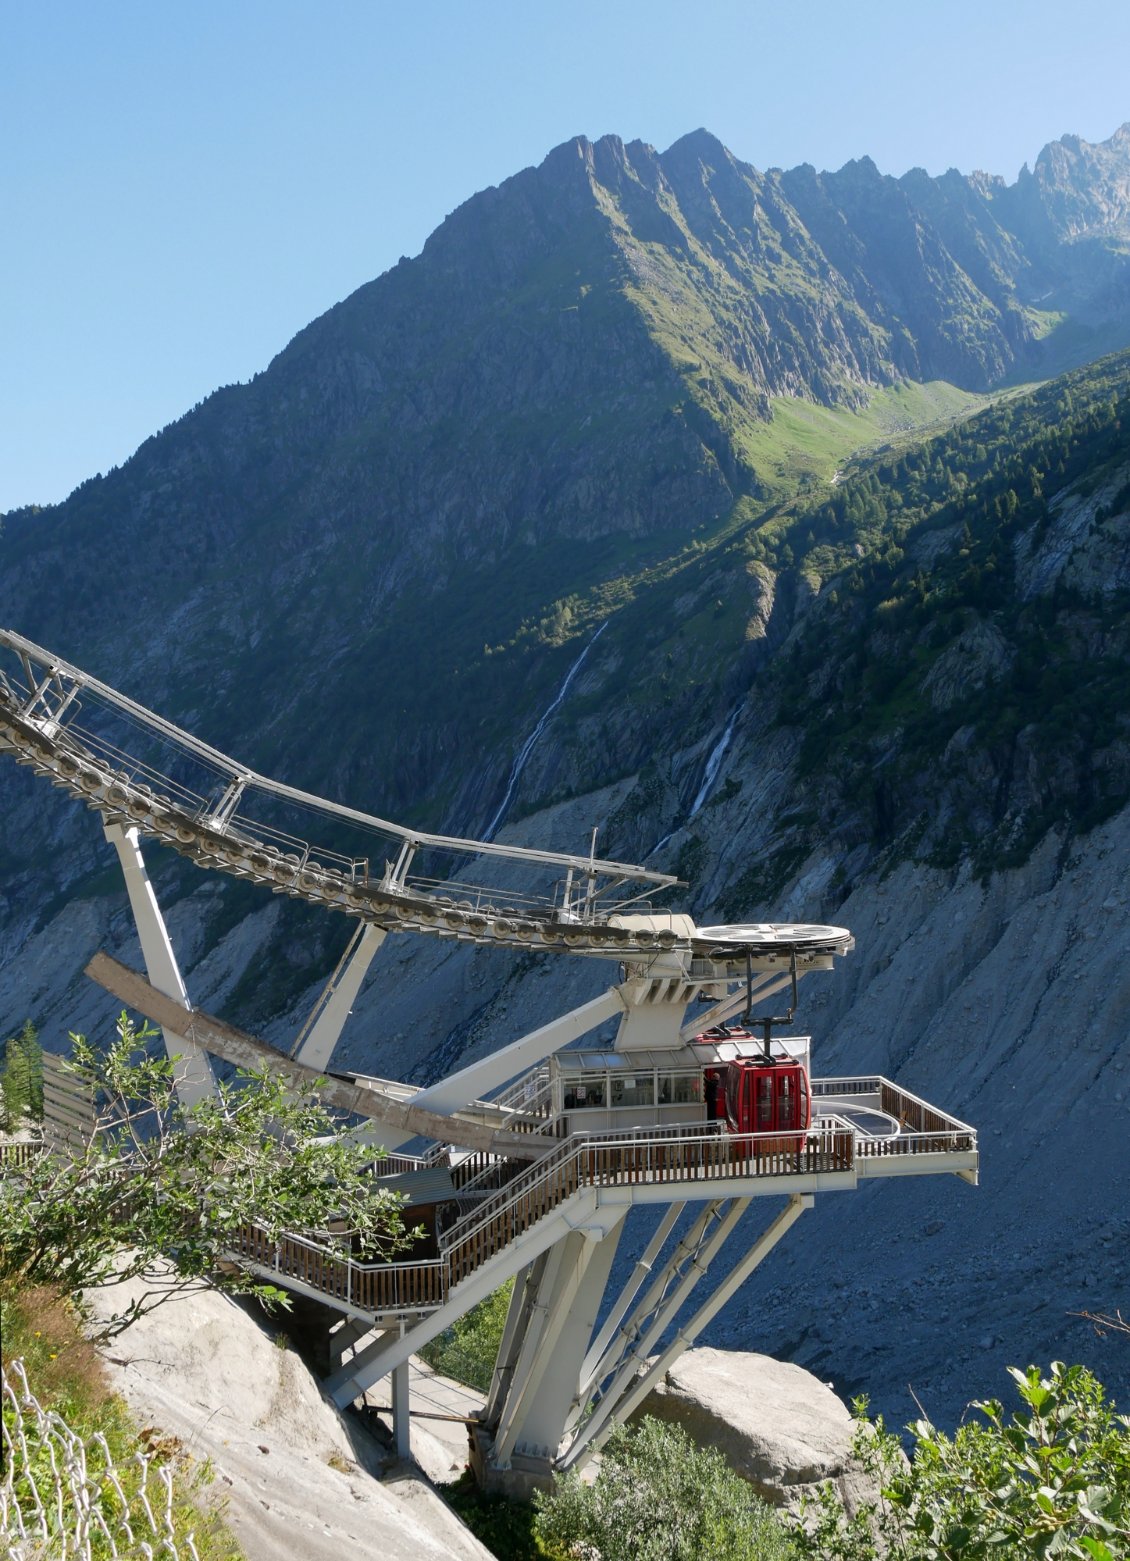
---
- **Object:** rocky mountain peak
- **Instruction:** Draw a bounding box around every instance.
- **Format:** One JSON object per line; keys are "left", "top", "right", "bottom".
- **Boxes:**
{"left": 661, "top": 126, "right": 735, "bottom": 171}
{"left": 1026, "top": 120, "right": 1130, "bottom": 240}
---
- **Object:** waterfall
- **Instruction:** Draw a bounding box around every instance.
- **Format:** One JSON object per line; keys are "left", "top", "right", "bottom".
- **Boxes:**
{"left": 483, "top": 623, "right": 608, "bottom": 841}
{"left": 688, "top": 708, "right": 740, "bottom": 819}
{"left": 646, "top": 830, "right": 674, "bottom": 860}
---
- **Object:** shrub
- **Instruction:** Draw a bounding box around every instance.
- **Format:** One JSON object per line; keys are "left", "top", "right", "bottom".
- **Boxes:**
{"left": 420, "top": 1278, "right": 514, "bottom": 1394}
{"left": 796, "top": 1362, "right": 1130, "bottom": 1560}
{"left": 533, "top": 1416, "right": 797, "bottom": 1561}
{"left": 0, "top": 1011, "right": 418, "bottom": 1336}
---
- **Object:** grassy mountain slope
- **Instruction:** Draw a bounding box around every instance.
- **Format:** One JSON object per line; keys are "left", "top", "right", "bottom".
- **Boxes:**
{"left": 4, "top": 126, "right": 1129, "bottom": 839}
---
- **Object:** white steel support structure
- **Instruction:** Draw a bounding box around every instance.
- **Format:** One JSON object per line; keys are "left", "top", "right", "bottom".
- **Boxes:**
{"left": 0, "top": 629, "right": 978, "bottom": 1501}
{"left": 487, "top": 1210, "right": 627, "bottom": 1470}
{"left": 558, "top": 1194, "right": 811, "bottom": 1473}
{"left": 577, "top": 1201, "right": 685, "bottom": 1386}
{"left": 412, "top": 989, "right": 625, "bottom": 1117}
{"left": 392, "top": 1347, "right": 411, "bottom": 1459}
{"left": 292, "top": 922, "right": 386, "bottom": 1071}
{"left": 377, "top": 967, "right": 812, "bottom": 1149}
{"left": 102, "top": 821, "right": 216, "bottom": 1108}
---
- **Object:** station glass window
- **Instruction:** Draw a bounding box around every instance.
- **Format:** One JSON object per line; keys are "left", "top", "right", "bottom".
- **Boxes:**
{"left": 563, "top": 1076, "right": 606, "bottom": 1109}
{"left": 610, "top": 1074, "right": 655, "bottom": 1108}
{"left": 659, "top": 1072, "right": 699, "bottom": 1105}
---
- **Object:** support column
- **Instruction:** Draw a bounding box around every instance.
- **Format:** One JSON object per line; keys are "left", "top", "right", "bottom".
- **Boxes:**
{"left": 574, "top": 1199, "right": 748, "bottom": 1442}
{"left": 392, "top": 1358, "right": 411, "bottom": 1460}
{"left": 329, "top": 1316, "right": 374, "bottom": 1370}
{"left": 292, "top": 923, "right": 385, "bottom": 1070}
{"left": 578, "top": 1201, "right": 684, "bottom": 1394}
{"left": 560, "top": 1194, "right": 812, "bottom": 1473}
{"left": 678, "top": 970, "right": 798, "bottom": 1040}
{"left": 490, "top": 1211, "right": 626, "bottom": 1468}
{"left": 103, "top": 820, "right": 215, "bottom": 1107}
{"left": 484, "top": 1259, "right": 544, "bottom": 1426}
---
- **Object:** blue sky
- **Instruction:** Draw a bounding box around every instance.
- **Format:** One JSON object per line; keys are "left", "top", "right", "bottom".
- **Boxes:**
{"left": 4, "top": 0, "right": 1128, "bottom": 511}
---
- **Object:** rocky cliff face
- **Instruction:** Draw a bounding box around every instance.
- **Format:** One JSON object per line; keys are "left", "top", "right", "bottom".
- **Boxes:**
{"left": 3, "top": 125, "right": 1130, "bottom": 1432}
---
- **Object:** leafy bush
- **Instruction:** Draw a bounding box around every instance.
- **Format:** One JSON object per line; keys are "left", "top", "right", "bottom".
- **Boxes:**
{"left": 419, "top": 1278, "right": 514, "bottom": 1394}
{"left": 533, "top": 1416, "right": 797, "bottom": 1561}
{"left": 0, "top": 1012, "right": 418, "bottom": 1335}
{"left": 797, "top": 1362, "right": 1130, "bottom": 1560}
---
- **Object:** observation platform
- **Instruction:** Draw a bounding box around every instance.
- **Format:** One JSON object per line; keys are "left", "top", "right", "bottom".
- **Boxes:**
{"left": 230, "top": 1069, "right": 977, "bottom": 1338}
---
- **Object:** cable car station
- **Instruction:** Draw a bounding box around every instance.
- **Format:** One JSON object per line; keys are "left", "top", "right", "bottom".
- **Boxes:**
{"left": 0, "top": 628, "right": 978, "bottom": 1496}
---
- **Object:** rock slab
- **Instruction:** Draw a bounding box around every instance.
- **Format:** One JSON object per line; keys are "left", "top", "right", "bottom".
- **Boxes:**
{"left": 640, "top": 1346, "right": 885, "bottom": 1516}
{"left": 86, "top": 1277, "right": 491, "bottom": 1561}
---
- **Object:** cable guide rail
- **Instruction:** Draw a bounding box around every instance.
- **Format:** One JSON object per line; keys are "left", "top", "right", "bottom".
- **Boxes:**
{"left": 0, "top": 629, "right": 852, "bottom": 964}
{"left": 232, "top": 1082, "right": 978, "bottom": 1321}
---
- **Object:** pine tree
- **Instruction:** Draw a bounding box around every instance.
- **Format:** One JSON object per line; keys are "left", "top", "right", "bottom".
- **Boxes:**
{"left": 1, "top": 1020, "right": 44, "bottom": 1130}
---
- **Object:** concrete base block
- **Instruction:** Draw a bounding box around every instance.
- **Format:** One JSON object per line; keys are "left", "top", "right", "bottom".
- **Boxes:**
{"left": 469, "top": 1426, "right": 556, "bottom": 1500}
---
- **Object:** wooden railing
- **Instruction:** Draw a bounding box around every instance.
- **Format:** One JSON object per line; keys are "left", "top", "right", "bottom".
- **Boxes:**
{"left": 230, "top": 1225, "right": 448, "bottom": 1314}
{"left": 811, "top": 1076, "right": 884, "bottom": 1097}
{"left": 0, "top": 1140, "right": 44, "bottom": 1171}
{"left": 812, "top": 1076, "right": 976, "bottom": 1156}
{"left": 232, "top": 1076, "right": 976, "bottom": 1318}
{"left": 874, "top": 1081, "right": 976, "bottom": 1155}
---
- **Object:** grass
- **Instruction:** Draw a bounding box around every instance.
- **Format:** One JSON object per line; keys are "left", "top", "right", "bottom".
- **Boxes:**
{"left": 0, "top": 1276, "right": 242, "bottom": 1559}
{"left": 737, "top": 380, "right": 992, "bottom": 491}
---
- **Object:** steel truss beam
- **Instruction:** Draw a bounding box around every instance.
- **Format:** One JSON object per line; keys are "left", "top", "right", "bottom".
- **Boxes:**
{"left": 577, "top": 1201, "right": 684, "bottom": 1390}
{"left": 558, "top": 1194, "right": 812, "bottom": 1473}
{"left": 291, "top": 922, "right": 386, "bottom": 1070}
{"left": 565, "top": 1198, "right": 748, "bottom": 1441}
{"left": 87, "top": 952, "right": 549, "bottom": 1160}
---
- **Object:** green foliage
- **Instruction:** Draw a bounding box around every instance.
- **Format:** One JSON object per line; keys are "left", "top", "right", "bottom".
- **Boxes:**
{"left": 762, "top": 350, "right": 1130, "bottom": 879}
{"left": 419, "top": 1278, "right": 514, "bottom": 1394}
{"left": 443, "top": 1470, "right": 568, "bottom": 1560}
{"left": 533, "top": 1416, "right": 797, "bottom": 1561}
{"left": 0, "top": 1011, "right": 418, "bottom": 1336}
{"left": 1, "top": 1018, "right": 44, "bottom": 1129}
{"left": 796, "top": 1364, "right": 1130, "bottom": 1560}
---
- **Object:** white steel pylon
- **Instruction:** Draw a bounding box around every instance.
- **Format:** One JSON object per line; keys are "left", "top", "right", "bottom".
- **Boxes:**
{"left": 102, "top": 820, "right": 216, "bottom": 1108}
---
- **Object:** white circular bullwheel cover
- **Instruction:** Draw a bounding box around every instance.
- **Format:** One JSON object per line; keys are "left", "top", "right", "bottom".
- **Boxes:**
{"left": 695, "top": 922, "right": 853, "bottom": 955}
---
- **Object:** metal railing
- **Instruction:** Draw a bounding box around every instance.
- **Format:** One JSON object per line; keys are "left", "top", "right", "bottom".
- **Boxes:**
{"left": 0, "top": 631, "right": 677, "bottom": 931}
{"left": 234, "top": 1119, "right": 859, "bottom": 1317}
{"left": 812, "top": 1075, "right": 977, "bottom": 1155}
{"left": 234, "top": 1070, "right": 977, "bottom": 1318}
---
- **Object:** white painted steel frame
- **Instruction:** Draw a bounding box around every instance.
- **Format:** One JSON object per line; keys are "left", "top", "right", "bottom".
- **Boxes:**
{"left": 0, "top": 628, "right": 676, "bottom": 888}
{"left": 102, "top": 820, "right": 216, "bottom": 1107}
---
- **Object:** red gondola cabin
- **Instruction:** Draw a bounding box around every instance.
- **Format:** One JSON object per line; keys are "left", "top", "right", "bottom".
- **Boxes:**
{"left": 694, "top": 1026, "right": 812, "bottom": 1151}
{"left": 724, "top": 1056, "right": 810, "bottom": 1149}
